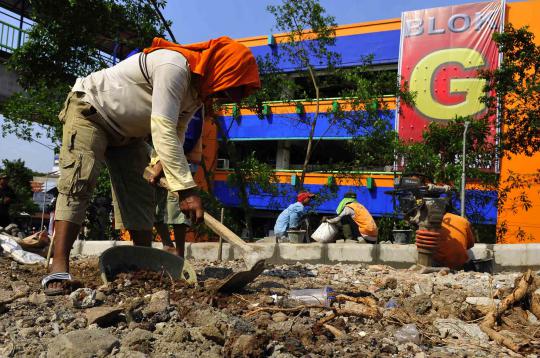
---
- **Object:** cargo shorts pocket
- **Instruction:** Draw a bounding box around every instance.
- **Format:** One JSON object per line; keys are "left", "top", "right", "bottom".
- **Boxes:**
{"left": 57, "top": 151, "right": 97, "bottom": 196}
{"left": 58, "top": 92, "right": 75, "bottom": 124}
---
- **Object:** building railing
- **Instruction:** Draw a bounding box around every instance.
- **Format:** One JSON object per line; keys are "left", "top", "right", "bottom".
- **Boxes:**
{"left": 0, "top": 19, "right": 28, "bottom": 53}
{"left": 0, "top": 19, "right": 114, "bottom": 66}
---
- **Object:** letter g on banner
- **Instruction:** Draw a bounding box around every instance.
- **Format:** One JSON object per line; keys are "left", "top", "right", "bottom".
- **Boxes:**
{"left": 409, "top": 48, "right": 487, "bottom": 121}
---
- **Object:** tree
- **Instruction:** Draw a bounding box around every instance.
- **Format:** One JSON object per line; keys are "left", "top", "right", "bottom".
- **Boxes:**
{"left": 479, "top": 24, "right": 540, "bottom": 242}
{"left": 0, "top": 0, "right": 169, "bottom": 239}
{"left": 479, "top": 24, "right": 540, "bottom": 158}
{"left": 223, "top": 1, "right": 414, "bottom": 238}
{"left": 1, "top": 0, "right": 168, "bottom": 143}
{"left": 0, "top": 159, "right": 38, "bottom": 217}
{"left": 206, "top": 102, "right": 283, "bottom": 240}
{"left": 267, "top": 0, "right": 340, "bottom": 187}
{"left": 334, "top": 56, "right": 414, "bottom": 173}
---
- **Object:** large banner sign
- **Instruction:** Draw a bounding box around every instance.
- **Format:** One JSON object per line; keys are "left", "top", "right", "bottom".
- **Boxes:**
{"left": 398, "top": 1, "right": 504, "bottom": 141}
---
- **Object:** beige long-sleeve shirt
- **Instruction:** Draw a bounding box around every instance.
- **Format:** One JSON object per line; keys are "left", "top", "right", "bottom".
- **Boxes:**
{"left": 72, "top": 50, "right": 201, "bottom": 191}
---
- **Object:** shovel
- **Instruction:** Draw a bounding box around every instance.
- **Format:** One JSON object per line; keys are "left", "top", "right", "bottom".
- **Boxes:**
{"left": 143, "top": 167, "right": 265, "bottom": 270}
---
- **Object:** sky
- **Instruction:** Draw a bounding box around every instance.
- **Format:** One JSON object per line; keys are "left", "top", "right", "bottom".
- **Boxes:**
{"left": 0, "top": 0, "right": 510, "bottom": 172}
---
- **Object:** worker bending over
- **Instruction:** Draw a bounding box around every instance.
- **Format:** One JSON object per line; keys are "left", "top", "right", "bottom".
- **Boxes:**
{"left": 417, "top": 212, "right": 475, "bottom": 270}
{"left": 274, "top": 191, "right": 315, "bottom": 242}
{"left": 325, "top": 192, "right": 378, "bottom": 243}
{"left": 43, "top": 37, "right": 260, "bottom": 295}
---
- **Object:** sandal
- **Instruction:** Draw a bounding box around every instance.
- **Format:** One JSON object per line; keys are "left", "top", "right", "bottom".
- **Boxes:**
{"left": 41, "top": 272, "right": 82, "bottom": 296}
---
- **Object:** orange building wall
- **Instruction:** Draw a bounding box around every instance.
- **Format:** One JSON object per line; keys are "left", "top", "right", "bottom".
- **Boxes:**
{"left": 497, "top": 0, "right": 540, "bottom": 243}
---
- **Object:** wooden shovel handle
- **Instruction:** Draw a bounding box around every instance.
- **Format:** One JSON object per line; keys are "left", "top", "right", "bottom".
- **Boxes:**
{"left": 143, "top": 167, "right": 251, "bottom": 252}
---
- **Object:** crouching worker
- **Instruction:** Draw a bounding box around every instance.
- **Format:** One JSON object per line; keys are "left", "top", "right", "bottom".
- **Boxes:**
{"left": 274, "top": 191, "right": 315, "bottom": 242}
{"left": 416, "top": 212, "right": 475, "bottom": 270}
{"left": 42, "top": 36, "right": 260, "bottom": 295}
{"left": 325, "top": 192, "right": 378, "bottom": 243}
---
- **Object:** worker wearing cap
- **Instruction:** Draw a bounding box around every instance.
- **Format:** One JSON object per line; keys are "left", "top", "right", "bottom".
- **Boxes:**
{"left": 325, "top": 192, "right": 378, "bottom": 243}
{"left": 43, "top": 36, "right": 261, "bottom": 295}
{"left": 274, "top": 191, "right": 315, "bottom": 242}
{"left": 0, "top": 172, "right": 15, "bottom": 227}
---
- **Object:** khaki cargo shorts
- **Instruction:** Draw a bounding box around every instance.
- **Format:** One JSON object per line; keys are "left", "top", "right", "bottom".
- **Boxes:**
{"left": 155, "top": 187, "right": 189, "bottom": 225}
{"left": 55, "top": 92, "right": 155, "bottom": 230}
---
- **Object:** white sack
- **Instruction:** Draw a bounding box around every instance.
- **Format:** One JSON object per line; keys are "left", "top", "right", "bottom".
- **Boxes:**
{"left": 0, "top": 233, "right": 46, "bottom": 265}
{"left": 311, "top": 222, "right": 338, "bottom": 243}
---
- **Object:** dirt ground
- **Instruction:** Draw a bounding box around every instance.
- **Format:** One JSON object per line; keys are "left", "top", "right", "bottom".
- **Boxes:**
{"left": 0, "top": 254, "right": 539, "bottom": 357}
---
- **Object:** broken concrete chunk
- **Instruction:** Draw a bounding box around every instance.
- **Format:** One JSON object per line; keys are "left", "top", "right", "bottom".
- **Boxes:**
{"left": 434, "top": 318, "right": 489, "bottom": 342}
{"left": 122, "top": 328, "right": 154, "bottom": 353}
{"left": 10, "top": 281, "right": 29, "bottom": 296}
{"left": 28, "top": 292, "right": 47, "bottom": 305}
{"left": 413, "top": 280, "right": 434, "bottom": 295}
{"left": 377, "top": 277, "right": 398, "bottom": 290}
{"left": 199, "top": 324, "right": 226, "bottom": 345}
{"left": 0, "top": 289, "right": 12, "bottom": 302}
{"left": 465, "top": 297, "right": 501, "bottom": 306}
{"left": 85, "top": 306, "right": 122, "bottom": 327}
{"left": 272, "top": 312, "right": 288, "bottom": 322}
{"left": 47, "top": 328, "right": 120, "bottom": 358}
{"left": 229, "top": 335, "right": 264, "bottom": 358}
{"left": 143, "top": 290, "right": 169, "bottom": 315}
{"left": 94, "top": 291, "right": 107, "bottom": 303}
{"left": 70, "top": 288, "right": 96, "bottom": 309}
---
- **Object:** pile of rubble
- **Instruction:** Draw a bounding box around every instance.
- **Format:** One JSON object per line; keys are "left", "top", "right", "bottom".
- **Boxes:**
{"left": 0, "top": 256, "right": 539, "bottom": 357}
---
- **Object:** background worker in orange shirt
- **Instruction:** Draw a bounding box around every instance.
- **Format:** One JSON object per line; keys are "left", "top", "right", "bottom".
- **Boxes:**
{"left": 418, "top": 211, "right": 476, "bottom": 270}
{"left": 325, "top": 192, "right": 378, "bottom": 243}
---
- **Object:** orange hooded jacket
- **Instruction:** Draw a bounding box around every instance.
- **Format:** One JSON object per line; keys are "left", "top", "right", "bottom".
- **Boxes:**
{"left": 144, "top": 36, "right": 261, "bottom": 100}
{"left": 433, "top": 213, "right": 476, "bottom": 269}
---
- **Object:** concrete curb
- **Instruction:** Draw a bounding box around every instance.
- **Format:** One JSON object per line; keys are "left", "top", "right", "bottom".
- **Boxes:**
{"left": 70, "top": 241, "right": 540, "bottom": 272}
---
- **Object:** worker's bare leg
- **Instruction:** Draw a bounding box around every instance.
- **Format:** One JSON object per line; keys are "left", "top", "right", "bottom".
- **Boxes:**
{"left": 48, "top": 220, "right": 81, "bottom": 290}
{"left": 155, "top": 222, "right": 176, "bottom": 254}
{"left": 129, "top": 230, "right": 153, "bottom": 247}
{"left": 172, "top": 224, "right": 187, "bottom": 258}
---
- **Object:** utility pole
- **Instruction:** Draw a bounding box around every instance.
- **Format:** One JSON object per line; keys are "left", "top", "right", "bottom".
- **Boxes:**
{"left": 460, "top": 121, "right": 470, "bottom": 217}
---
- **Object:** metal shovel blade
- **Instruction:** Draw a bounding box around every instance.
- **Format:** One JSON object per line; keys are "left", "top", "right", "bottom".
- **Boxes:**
{"left": 215, "top": 259, "right": 266, "bottom": 294}
{"left": 98, "top": 246, "right": 197, "bottom": 284}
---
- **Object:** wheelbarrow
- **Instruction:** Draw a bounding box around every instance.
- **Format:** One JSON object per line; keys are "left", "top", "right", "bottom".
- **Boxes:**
{"left": 98, "top": 245, "right": 197, "bottom": 284}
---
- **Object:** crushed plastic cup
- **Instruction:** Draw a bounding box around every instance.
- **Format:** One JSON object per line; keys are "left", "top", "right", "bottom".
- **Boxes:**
{"left": 289, "top": 286, "right": 335, "bottom": 306}
{"left": 394, "top": 323, "right": 420, "bottom": 344}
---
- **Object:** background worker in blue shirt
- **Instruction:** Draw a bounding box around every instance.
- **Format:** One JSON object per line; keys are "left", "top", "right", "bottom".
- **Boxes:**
{"left": 274, "top": 191, "right": 315, "bottom": 242}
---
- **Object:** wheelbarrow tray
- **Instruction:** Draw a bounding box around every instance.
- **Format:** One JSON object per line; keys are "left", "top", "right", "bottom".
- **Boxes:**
{"left": 98, "top": 246, "right": 197, "bottom": 284}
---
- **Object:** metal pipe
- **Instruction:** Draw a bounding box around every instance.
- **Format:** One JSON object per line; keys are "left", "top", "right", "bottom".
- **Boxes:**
{"left": 460, "top": 121, "right": 470, "bottom": 217}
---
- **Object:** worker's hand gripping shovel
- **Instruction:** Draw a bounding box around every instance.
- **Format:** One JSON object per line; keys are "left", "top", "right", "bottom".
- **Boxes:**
{"left": 143, "top": 167, "right": 265, "bottom": 270}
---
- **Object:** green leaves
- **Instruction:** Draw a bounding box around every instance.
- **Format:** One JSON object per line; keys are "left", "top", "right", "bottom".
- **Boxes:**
{"left": 479, "top": 24, "right": 540, "bottom": 157}
{"left": 267, "top": 0, "right": 340, "bottom": 70}
{"left": 2, "top": 0, "right": 168, "bottom": 143}
{"left": 0, "top": 159, "right": 39, "bottom": 217}
{"left": 226, "top": 152, "right": 280, "bottom": 196}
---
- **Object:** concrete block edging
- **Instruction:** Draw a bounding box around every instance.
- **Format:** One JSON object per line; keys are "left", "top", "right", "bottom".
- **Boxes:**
{"left": 70, "top": 240, "right": 540, "bottom": 272}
